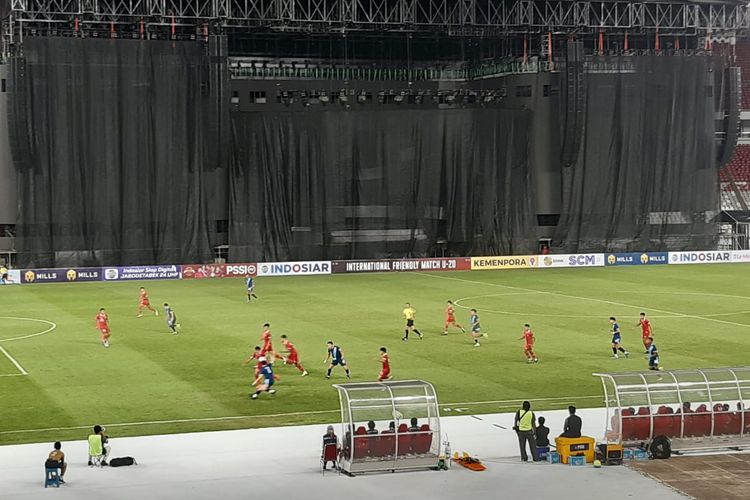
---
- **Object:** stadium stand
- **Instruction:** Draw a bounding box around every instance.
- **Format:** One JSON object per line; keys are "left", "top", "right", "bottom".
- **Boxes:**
{"left": 721, "top": 145, "right": 750, "bottom": 182}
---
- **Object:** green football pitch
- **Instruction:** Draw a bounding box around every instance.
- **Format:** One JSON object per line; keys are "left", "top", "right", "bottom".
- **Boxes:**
{"left": 1, "top": 264, "right": 749, "bottom": 445}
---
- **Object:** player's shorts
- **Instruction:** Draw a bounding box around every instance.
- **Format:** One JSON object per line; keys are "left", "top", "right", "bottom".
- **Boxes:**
{"left": 472, "top": 327, "right": 481, "bottom": 334}
{"left": 260, "top": 344, "right": 273, "bottom": 355}
{"left": 265, "top": 377, "right": 274, "bottom": 387}
{"left": 287, "top": 352, "right": 299, "bottom": 365}
{"left": 524, "top": 345, "right": 534, "bottom": 352}
{"left": 332, "top": 358, "right": 347, "bottom": 366}
{"left": 140, "top": 300, "right": 150, "bottom": 306}
{"left": 406, "top": 319, "right": 414, "bottom": 327}
{"left": 445, "top": 317, "right": 456, "bottom": 324}
{"left": 611, "top": 335, "right": 621, "bottom": 345}
{"left": 167, "top": 317, "right": 177, "bottom": 327}
{"left": 649, "top": 357, "right": 659, "bottom": 367}
{"left": 379, "top": 368, "right": 391, "bottom": 380}
{"left": 99, "top": 327, "right": 110, "bottom": 335}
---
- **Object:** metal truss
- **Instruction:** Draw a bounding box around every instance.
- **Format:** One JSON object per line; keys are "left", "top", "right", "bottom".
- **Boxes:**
{"left": 7, "top": 0, "right": 750, "bottom": 33}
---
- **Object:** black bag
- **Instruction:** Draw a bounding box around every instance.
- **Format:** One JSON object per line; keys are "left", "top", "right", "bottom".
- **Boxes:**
{"left": 109, "top": 457, "right": 137, "bottom": 467}
{"left": 649, "top": 436, "right": 671, "bottom": 459}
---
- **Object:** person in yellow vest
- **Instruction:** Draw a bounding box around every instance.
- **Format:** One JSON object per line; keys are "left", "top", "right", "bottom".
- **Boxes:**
{"left": 0, "top": 265, "right": 8, "bottom": 284}
{"left": 401, "top": 302, "right": 423, "bottom": 341}
{"left": 88, "top": 425, "right": 111, "bottom": 466}
{"left": 514, "top": 400, "right": 539, "bottom": 462}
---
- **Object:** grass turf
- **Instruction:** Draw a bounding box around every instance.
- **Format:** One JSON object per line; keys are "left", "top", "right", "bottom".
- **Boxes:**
{"left": 1, "top": 264, "right": 749, "bottom": 445}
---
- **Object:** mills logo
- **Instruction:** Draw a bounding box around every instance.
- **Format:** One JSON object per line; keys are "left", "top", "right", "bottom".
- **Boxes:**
{"left": 607, "top": 255, "right": 616, "bottom": 265}
{"left": 66, "top": 269, "right": 78, "bottom": 281}
{"left": 640, "top": 254, "right": 650, "bottom": 264}
{"left": 24, "top": 271, "right": 36, "bottom": 282}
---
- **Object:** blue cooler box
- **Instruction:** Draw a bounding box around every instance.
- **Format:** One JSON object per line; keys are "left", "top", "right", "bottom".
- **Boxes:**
{"left": 633, "top": 450, "right": 648, "bottom": 461}
{"left": 546, "top": 451, "right": 561, "bottom": 464}
{"left": 569, "top": 455, "right": 586, "bottom": 466}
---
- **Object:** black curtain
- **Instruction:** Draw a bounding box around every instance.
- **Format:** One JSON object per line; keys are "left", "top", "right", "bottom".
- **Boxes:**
{"left": 229, "top": 108, "right": 534, "bottom": 261}
{"left": 9, "top": 38, "right": 214, "bottom": 267}
{"left": 554, "top": 56, "right": 719, "bottom": 252}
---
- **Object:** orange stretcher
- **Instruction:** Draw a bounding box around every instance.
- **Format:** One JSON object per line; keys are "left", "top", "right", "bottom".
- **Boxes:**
{"left": 453, "top": 452, "right": 487, "bottom": 471}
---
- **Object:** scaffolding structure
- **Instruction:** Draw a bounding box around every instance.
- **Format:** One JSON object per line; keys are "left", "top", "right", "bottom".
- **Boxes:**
{"left": 6, "top": 1, "right": 750, "bottom": 32}
{"left": 594, "top": 368, "right": 750, "bottom": 452}
{"left": 333, "top": 380, "right": 441, "bottom": 475}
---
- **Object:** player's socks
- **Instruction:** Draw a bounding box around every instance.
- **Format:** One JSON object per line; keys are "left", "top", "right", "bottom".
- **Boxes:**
{"left": 252, "top": 293, "right": 258, "bottom": 299}
{"left": 415, "top": 329, "right": 423, "bottom": 339}
{"left": 612, "top": 348, "right": 618, "bottom": 355}
{"left": 345, "top": 369, "right": 351, "bottom": 379}
{"left": 326, "top": 368, "right": 332, "bottom": 377}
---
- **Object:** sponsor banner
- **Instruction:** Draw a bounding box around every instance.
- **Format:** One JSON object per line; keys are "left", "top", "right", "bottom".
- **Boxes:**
{"left": 103, "top": 265, "right": 181, "bottom": 281}
{"left": 730, "top": 250, "right": 750, "bottom": 263}
{"left": 181, "top": 263, "right": 257, "bottom": 279}
{"left": 668, "top": 251, "right": 732, "bottom": 265}
{"left": 470, "top": 255, "right": 537, "bottom": 270}
{"left": 332, "top": 258, "right": 471, "bottom": 274}
{"left": 2, "top": 269, "right": 21, "bottom": 284}
{"left": 257, "top": 261, "right": 331, "bottom": 277}
{"left": 21, "top": 267, "right": 103, "bottom": 283}
{"left": 538, "top": 254, "right": 605, "bottom": 268}
{"left": 605, "top": 252, "right": 669, "bottom": 266}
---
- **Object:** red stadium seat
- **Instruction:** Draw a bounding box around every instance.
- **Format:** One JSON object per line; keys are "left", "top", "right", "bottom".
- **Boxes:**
{"left": 413, "top": 424, "right": 432, "bottom": 455}
{"left": 653, "top": 406, "right": 674, "bottom": 438}
{"left": 372, "top": 430, "right": 395, "bottom": 458}
{"left": 634, "top": 407, "right": 651, "bottom": 440}
{"left": 714, "top": 406, "right": 733, "bottom": 435}
{"left": 353, "top": 426, "right": 369, "bottom": 459}
{"left": 690, "top": 404, "right": 711, "bottom": 437}
{"left": 621, "top": 408, "right": 637, "bottom": 441}
{"left": 396, "top": 424, "right": 412, "bottom": 455}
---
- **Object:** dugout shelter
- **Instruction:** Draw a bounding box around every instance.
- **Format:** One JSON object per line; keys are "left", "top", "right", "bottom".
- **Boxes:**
{"left": 594, "top": 368, "right": 750, "bottom": 452}
{"left": 333, "top": 380, "right": 441, "bottom": 475}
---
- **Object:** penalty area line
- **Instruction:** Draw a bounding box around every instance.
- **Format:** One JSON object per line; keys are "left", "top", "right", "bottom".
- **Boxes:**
{"left": 0, "top": 345, "right": 28, "bottom": 376}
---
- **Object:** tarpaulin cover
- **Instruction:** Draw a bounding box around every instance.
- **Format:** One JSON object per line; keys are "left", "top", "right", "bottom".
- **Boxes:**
{"left": 9, "top": 38, "right": 214, "bottom": 267}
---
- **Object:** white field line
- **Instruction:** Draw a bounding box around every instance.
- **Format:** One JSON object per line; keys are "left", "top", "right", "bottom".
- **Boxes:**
{"left": 0, "top": 317, "right": 57, "bottom": 343}
{"left": 0, "top": 395, "right": 600, "bottom": 436}
{"left": 0, "top": 373, "right": 26, "bottom": 377}
{"left": 417, "top": 272, "right": 750, "bottom": 329}
{"left": 0, "top": 345, "right": 28, "bottom": 375}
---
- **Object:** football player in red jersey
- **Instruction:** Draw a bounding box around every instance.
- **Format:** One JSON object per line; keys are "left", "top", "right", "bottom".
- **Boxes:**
{"left": 242, "top": 346, "right": 263, "bottom": 377}
{"left": 259, "top": 323, "right": 276, "bottom": 359}
{"left": 279, "top": 334, "right": 308, "bottom": 376}
{"left": 136, "top": 287, "right": 158, "bottom": 318}
{"left": 95, "top": 308, "right": 111, "bottom": 348}
{"left": 378, "top": 347, "right": 392, "bottom": 381}
{"left": 518, "top": 324, "right": 539, "bottom": 363}
{"left": 637, "top": 312, "right": 653, "bottom": 352}
{"left": 442, "top": 300, "right": 466, "bottom": 335}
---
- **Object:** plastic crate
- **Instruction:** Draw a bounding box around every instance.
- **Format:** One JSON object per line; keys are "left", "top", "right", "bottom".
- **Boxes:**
{"left": 623, "top": 449, "right": 635, "bottom": 460}
{"left": 546, "top": 451, "right": 561, "bottom": 464}
{"left": 633, "top": 450, "right": 648, "bottom": 461}
{"left": 569, "top": 455, "right": 586, "bottom": 466}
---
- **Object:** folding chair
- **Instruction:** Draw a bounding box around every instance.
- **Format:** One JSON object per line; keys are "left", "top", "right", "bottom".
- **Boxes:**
{"left": 44, "top": 464, "right": 61, "bottom": 488}
{"left": 88, "top": 434, "right": 104, "bottom": 467}
{"left": 321, "top": 443, "right": 338, "bottom": 475}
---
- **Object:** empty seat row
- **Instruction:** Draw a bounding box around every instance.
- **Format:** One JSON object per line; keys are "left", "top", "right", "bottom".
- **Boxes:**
{"left": 618, "top": 405, "right": 750, "bottom": 441}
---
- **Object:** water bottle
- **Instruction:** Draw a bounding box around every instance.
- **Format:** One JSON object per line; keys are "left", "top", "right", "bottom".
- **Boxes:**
{"left": 445, "top": 438, "right": 452, "bottom": 469}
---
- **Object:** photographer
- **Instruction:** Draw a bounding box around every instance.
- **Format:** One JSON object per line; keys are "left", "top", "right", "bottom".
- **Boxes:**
{"left": 514, "top": 401, "right": 538, "bottom": 462}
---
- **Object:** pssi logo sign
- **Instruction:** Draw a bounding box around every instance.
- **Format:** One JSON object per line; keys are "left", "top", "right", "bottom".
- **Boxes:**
{"left": 668, "top": 251, "right": 732, "bottom": 265}
{"left": 257, "top": 261, "right": 331, "bottom": 276}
